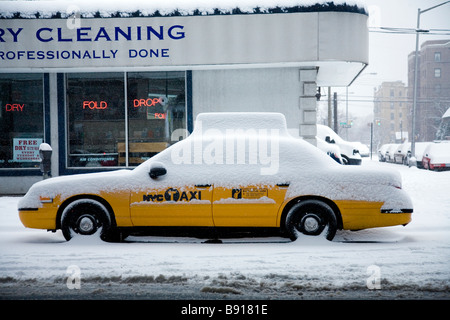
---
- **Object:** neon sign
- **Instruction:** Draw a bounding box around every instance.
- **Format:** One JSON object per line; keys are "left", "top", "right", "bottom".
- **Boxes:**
{"left": 83, "top": 101, "right": 108, "bottom": 110}
{"left": 133, "top": 97, "right": 164, "bottom": 108}
{"left": 5, "top": 103, "right": 25, "bottom": 112}
{"left": 153, "top": 112, "right": 166, "bottom": 119}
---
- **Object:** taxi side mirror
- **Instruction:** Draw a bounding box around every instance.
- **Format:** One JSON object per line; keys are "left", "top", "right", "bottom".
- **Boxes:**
{"left": 149, "top": 166, "right": 167, "bottom": 179}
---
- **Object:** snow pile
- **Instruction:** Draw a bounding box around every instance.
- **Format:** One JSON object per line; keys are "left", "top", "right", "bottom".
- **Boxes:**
{"left": 0, "top": 0, "right": 367, "bottom": 19}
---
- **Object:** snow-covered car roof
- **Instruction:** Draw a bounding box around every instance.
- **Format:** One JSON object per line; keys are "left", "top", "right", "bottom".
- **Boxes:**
{"left": 423, "top": 142, "right": 450, "bottom": 163}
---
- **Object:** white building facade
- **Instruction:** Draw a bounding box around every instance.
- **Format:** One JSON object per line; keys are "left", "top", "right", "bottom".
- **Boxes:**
{"left": 0, "top": 1, "right": 368, "bottom": 194}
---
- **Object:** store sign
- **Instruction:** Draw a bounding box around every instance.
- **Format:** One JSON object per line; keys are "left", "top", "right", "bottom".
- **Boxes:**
{"left": 13, "top": 138, "right": 43, "bottom": 162}
{"left": 0, "top": 13, "right": 323, "bottom": 70}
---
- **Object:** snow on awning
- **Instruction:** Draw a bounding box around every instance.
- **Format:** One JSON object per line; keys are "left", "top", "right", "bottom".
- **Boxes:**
{"left": 0, "top": 0, "right": 367, "bottom": 19}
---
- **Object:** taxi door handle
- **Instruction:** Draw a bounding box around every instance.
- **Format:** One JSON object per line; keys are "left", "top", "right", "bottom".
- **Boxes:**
{"left": 195, "top": 184, "right": 212, "bottom": 188}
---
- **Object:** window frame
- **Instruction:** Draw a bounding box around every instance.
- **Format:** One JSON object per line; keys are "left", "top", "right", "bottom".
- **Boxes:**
{"left": 0, "top": 73, "right": 50, "bottom": 176}
{"left": 434, "top": 68, "right": 441, "bottom": 78}
{"left": 59, "top": 71, "right": 191, "bottom": 175}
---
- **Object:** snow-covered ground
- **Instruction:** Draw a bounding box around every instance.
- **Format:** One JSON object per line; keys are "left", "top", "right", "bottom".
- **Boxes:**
{"left": 1, "top": 158, "right": 449, "bottom": 300}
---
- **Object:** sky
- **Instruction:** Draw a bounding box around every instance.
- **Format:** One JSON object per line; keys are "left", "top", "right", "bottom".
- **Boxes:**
{"left": 337, "top": 0, "right": 450, "bottom": 119}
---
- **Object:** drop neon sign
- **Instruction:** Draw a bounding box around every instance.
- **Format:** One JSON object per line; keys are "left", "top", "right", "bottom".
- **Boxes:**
{"left": 133, "top": 97, "right": 167, "bottom": 119}
{"left": 133, "top": 97, "right": 167, "bottom": 108}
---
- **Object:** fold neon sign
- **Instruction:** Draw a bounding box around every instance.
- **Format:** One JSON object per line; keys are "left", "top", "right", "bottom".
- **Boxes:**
{"left": 83, "top": 100, "right": 107, "bottom": 109}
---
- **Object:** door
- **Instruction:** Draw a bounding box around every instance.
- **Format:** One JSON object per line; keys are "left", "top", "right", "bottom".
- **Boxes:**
{"left": 212, "top": 184, "right": 289, "bottom": 227}
{"left": 130, "top": 183, "right": 214, "bottom": 227}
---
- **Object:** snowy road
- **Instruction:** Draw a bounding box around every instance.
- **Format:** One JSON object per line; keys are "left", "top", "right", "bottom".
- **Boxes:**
{"left": 1, "top": 159, "right": 449, "bottom": 301}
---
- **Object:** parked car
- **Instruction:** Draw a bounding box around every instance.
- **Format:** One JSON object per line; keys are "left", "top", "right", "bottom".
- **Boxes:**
{"left": 422, "top": 142, "right": 450, "bottom": 171}
{"left": 377, "top": 144, "right": 391, "bottom": 162}
{"left": 317, "top": 125, "right": 361, "bottom": 165}
{"left": 18, "top": 113, "right": 412, "bottom": 242}
{"left": 353, "top": 142, "right": 370, "bottom": 157}
{"left": 409, "top": 142, "right": 433, "bottom": 168}
{"left": 316, "top": 136, "right": 343, "bottom": 164}
{"left": 394, "top": 142, "right": 410, "bottom": 165}
{"left": 385, "top": 144, "right": 399, "bottom": 163}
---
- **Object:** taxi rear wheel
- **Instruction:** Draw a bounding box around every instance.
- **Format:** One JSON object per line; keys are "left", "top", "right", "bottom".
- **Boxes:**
{"left": 285, "top": 199, "right": 337, "bottom": 241}
{"left": 61, "top": 199, "right": 112, "bottom": 241}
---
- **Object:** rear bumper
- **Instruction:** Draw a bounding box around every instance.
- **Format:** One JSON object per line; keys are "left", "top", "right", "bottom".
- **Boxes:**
{"left": 336, "top": 200, "right": 412, "bottom": 230}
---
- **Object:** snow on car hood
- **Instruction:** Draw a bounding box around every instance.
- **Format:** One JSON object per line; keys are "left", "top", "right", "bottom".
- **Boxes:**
{"left": 18, "top": 169, "right": 135, "bottom": 209}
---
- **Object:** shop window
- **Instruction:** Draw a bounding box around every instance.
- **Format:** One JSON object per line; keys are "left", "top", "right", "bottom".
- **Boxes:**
{"left": 126, "top": 71, "right": 186, "bottom": 166}
{"left": 66, "top": 73, "right": 125, "bottom": 167}
{"left": 0, "top": 74, "right": 44, "bottom": 169}
{"left": 66, "top": 71, "right": 186, "bottom": 169}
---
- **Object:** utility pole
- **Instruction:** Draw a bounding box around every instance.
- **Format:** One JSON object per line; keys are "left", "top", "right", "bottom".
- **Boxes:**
{"left": 333, "top": 92, "right": 338, "bottom": 133}
{"left": 328, "top": 87, "right": 332, "bottom": 128}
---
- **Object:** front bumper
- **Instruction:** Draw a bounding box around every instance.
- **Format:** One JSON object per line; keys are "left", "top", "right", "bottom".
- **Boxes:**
{"left": 347, "top": 158, "right": 362, "bottom": 165}
{"left": 18, "top": 206, "right": 57, "bottom": 230}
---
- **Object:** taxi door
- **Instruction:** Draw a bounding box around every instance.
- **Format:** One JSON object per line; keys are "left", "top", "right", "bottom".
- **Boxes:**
{"left": 130, "top": 184, "right": 214, "bottom": 227}
{"left": 212, "top": 184, "right": 289, "bottom": 227}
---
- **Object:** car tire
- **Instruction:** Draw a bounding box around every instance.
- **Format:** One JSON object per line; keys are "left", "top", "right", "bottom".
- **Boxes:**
{"left": 285, "top": 199, "right": 337, "bottom": 241}
{"left": 61, "top": 199, "right": 114, "bottom": 242}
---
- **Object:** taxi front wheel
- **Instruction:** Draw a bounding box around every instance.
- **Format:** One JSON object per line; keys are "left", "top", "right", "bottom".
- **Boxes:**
{"left": 285, "top": 199, "right": 337, "bottom": 241}
{"left": 61, "top": 199, "right": 113, "bottom": 241}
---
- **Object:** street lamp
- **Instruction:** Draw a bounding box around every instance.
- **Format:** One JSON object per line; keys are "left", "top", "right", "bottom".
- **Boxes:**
{"left": 411, "top": 1, "right": 450, "bottom": 165}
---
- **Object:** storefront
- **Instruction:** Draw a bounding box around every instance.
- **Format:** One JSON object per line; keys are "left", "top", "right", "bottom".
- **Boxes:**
{"left": 0, "top": 1, "right": 368, "bottom": 194}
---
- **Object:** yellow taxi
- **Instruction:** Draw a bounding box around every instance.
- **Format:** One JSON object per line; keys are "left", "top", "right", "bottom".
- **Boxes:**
{"left": 18, "top": 113, "right": 413, "bottom": 242}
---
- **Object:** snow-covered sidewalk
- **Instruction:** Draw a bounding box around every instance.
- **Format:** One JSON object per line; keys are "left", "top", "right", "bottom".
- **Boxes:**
{"left": 1, "top": 159, "right": 449, "bottom": 300}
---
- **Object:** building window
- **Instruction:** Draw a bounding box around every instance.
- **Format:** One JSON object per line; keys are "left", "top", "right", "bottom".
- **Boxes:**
{"left": 435, "top": 84, "right": 441, "bottom": 95}
{"left": 126, "top": 71, "right": 186, "bottom": 166}
{"left": 434, "top": 68, "right": 441, "bottom": 78}
{"left": 66, "top": 72, "right": 125, "bottom": 168}
{"left": 435, "top": 52, "right": 441, "bottom": 62}
{"left": 0, "top": 74, "right": 44, "bottom": 169}
{"left": 66, "top": 72, "right": 186, "bottom": 168}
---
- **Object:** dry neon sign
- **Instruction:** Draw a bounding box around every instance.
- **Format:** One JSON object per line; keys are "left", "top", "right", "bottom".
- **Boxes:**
{"left": 5, "top": 103, "right": 25, "bottom": 111}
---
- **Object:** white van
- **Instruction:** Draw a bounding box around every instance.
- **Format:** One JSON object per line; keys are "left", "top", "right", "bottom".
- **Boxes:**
{"left": 317, "top": 124, "right": 361, "bottom": 165}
